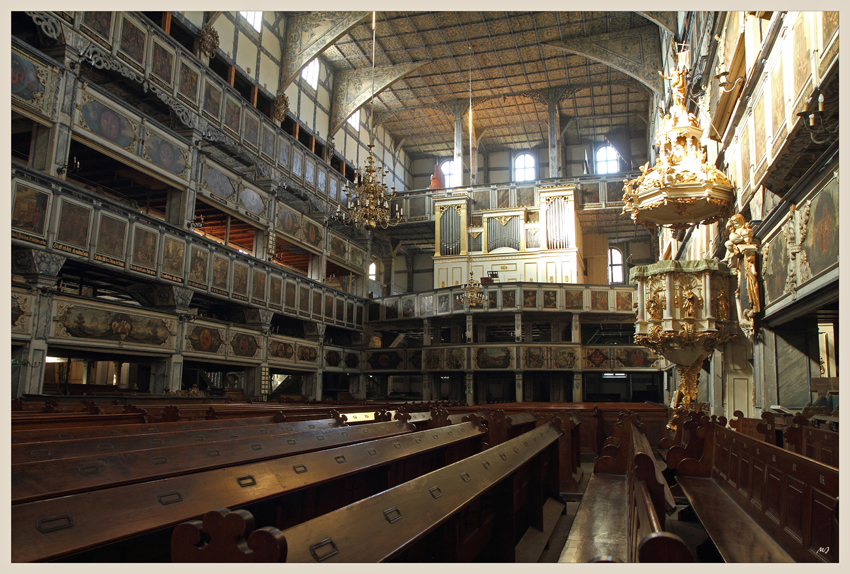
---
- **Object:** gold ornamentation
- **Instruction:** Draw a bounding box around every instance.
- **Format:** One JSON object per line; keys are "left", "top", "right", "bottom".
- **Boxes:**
{"left": 646, "top": 294, "right": 663, "bottom": 321}
{"left": 714, "top": 282, "right": 730, "bottom": 321}
{"left": 273, "top": 92, "right": 290, "bottom": 122}
{"left": 469, "top": 231, "right": 481, "bottom": 239}
{"left": 678, "top": 284, "right": 703, "bottom": 319}
{"left": 494, "top": 215, "right": 514, "bottom": 226}
{"left": 438, "top": 204, "right": 461, "bottom": 215}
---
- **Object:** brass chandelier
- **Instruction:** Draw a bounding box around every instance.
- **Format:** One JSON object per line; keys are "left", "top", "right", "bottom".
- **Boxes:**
{"left": 334, "top": 12, "right": 402, "bottom": 232}
{"left": 460, "top": 271, "right": 483, "bottom": 307}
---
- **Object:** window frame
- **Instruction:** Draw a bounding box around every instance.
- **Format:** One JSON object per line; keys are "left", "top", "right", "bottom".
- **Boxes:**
{"left": 596, "top": 145, "right": 620, "bottom": 175}
{"left": 440, "top": 159, "right": 461, "bottom": 188}
{"left": 608, "top": 247, "right": 625, "bottom": 284}
{"left": 513, "top": 152, "right": 536, "bottom": 182}
{"left": 368, "top": 262, "right": 377, "bottom": 281}
{"left": 347, "top": 109, "right": 360, "bottom": 130}
{"left": 301, "top": 59, "right": 320, "bottom": 90}
{"left": 238, "top": 12, "right": 263, "bottom": 33}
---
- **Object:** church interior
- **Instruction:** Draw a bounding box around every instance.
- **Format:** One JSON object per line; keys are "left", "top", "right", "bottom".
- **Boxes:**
{"left": 9, "top": 10, "right": 839, "bottom": 563}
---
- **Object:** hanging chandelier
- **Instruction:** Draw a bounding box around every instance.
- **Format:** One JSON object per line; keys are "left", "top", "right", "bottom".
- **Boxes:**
{"left": 461, "top": 271, "right": 483, "bottom": 307}
{"left": 333, "top": 12, "right": 402, "bottom": 233}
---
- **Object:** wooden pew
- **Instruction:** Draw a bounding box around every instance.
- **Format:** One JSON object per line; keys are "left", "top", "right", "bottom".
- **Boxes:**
{"left": 559, "top": 412, "right": 691, "bottom": 563}
{"left": 783, "top": 415, "right": 839, "bottom": 468}
{"left": 171, "top": 420, "right": 564, "bottom": 562}
{"left": 12, "top": 419, "right": 488, "bottom": 562}
{"left": 12, "top": 420, "right": 414, "bottom": 504}
{"left": 11, "top": 411, "right": 150, "bottom": 430}
{"left": 729, "top": 410, "right": 779, "bottom": 445}
{"left": 675, "top": 416, "right": 839, "bottom": 562}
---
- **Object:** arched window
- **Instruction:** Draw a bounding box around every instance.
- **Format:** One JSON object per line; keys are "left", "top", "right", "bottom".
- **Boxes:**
{"left": 368, "top": 262, "right": 377, "bottom": 280}
{"left": 596, "top": 145, "right": 620, "bottom": 175}
{"left": 301, "top": 59, "right": 319, "bottom": 90}
{"left": 514, "top": 153, "right": 535, "bottom": 182}
{"left": 608, "top": 248, "right": 624, "bottom": 284}
{"left": 440, "top": 160, "right": 461, "bottom": 188}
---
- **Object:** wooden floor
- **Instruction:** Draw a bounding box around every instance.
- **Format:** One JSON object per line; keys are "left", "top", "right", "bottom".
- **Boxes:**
{"left": 538, "top": 456, "right": 720, "bottom": 563}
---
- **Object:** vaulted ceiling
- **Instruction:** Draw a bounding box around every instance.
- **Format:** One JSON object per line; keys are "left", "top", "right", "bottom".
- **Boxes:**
{"left": 319, "top": 11, "right": 672, "bottom": 159}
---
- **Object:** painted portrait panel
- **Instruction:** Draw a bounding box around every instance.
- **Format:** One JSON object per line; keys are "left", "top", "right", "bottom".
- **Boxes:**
{"left": 252, "top": 269, "right": 267, "bottom": 301}
{"left": 212, "top": 255, "right": 229, "bottom": 291}
{"left": 753, "top": 94, "right": 766, "bottom": 169}
{"left": 262, "top": 125, "right": 276, "bottom": 159}
{"left": 336, "top": 298, "right": 345, "bottom": 322}
{"left": 325, "top": 294, "right": 334, "bottom": 321}
{"left": 277, "top": 205, "right": 301, "bottom": 237}
{"left": 318, "top": 168, "right": 327, "bottom": 195}
{"left": 299, "top": 286, "right": 310, "bottom": 315}
{"left": 524, "top": 347, "right": 546, "bottom": 370}
{"left": 792, "top": 18, "right": 809, "bottom": 103}
{"left": 502, "top": 289, "right": 516, "bottom": 309}
{"left": 564, "top": 289, "right": 584, "bottom": 309}
{"left": 615, "top": 348, "right": 653, "bottom": 368}
{"left": 270, "top": 341, "right": 294, "bottom": 360}
{"left": 144, "top": 134, "right": 186, "bottom": 177}
{"left": 292, "top": 149, "right": 304, "bottom": 179}
{"left": 488, "top": 291, "right": 499, "bottom": 309}
{"left": 243, "top": 113, "right": 260, "bottom": 149}
{"left": 350, "top": 247, "right": 365, "bottom": 270}
{"left": 302, "top": 218, "right": 323, "bottom": 249}
{"left": 95, "top": 214, "right": 127, "bottom": 259}
{"left": 543, "top": 290, "right": 557, "bottom": 309}
{"left": 232, "top": 263, "right": 249, "bottom": 297}
{"left": 202, "top": 80, "right": 222, "bottom": 119}
{"left": 385, "top": 299, "right": 399, "bottom": 320}
{"left": 476, "top": 347, "right": 511, "bottom": 369}
{"left": 446, "top": 348, "right": 465, "bottom": 370}
{"left": 585, "top": 348, "right": 610, "bottom": 369}
{"left": 313, "top": 291, "right": 323, "bottom": 317}
{"left": 203, "top": 166, "right": 235, "bottom": 199}
{"left": 474, "top": 190, "right": 490, "bottom": 210}
{"left": 231, "top": 333, "right": 259, "bottom": 358}
{"left": 803, "top": 180, "right": 839, "bottom": 278}
{"left": 56, "top": 201, "right": 92, "bottom": 249}
{"left": 408, "top": 197, "right": 427, "bottom": 219}
{"left": 346, "top": 302, "right": 354, "bottom": 324}
{"left": 304, "top": 158, "right": 316, "bottom": 187}
{"left": 402, "top": 297, "right": 415, "bottom": 318}
{"left": 607, "top": 181, "right": 625, "bottom": 203}
{"left": 177, "top": 62, "right": 199, "bottom": 105}
{"left": 240, "top": 187, "right": 265, "bottom": 215}
{"left": 424, "top": 349, "right": 442, "bottom": 370}
{"left": 497, "top": 189, "right": 511, "bottom": 208}
{"left": 420, "top": 295, "right": 433, "bottom": 315}
{"left": 80, "top": 99, "right": 135, "bottom": 147}
{"left": 12, "top": 186, "right": 50, "bottom": 237}
{"left": 285, "top": 281, "right": 296, "bottom": 309}
{"left": 119, "top": 16, "right": 146, "bottom": 66}
{"left": 552, "top": 348, "right": 577, "bottom": 370}
{"left": 150, "top": 40, "right": 174, "bottom": 85}
{"left": 438, "top": 294, "right": 449, "bottom": 313}
{"left": 453, "top": 293, "right": 464, "bottom": 311}
{"left": 82, "top": 12, "right": 112, "bottom": 40}
{"left": 762, "top": 231, "right": 786, "bottom": 305}
{"left": 297, "top": 346, "right": 318, "bottom": 363}
{"left": 161, "top": 236, "right": 185, "bottom": 279}
{"left": 131, "top": 226, "right": 158, "bottom": 269}
{"left": 278, "top": 137, "right": 290, "bottom": 170}
{"left": 615, "top": 291, "right": 633, "bottom": 312}
{"left": 517, "top": 187, "right": 535, "bottom": 207}
{"left": 329, "top": 235, "right": 346, "bottom": 260}
{"left": 582, "top": 183, "right": 600, "bottom": 205}
{"left": 224, "top": 97, "right": 241, "bottom": 134}
{"left": 11, "top": 51, "right": 45, "bottom": 105}
{"left": 60, "top": 306, "right": 171, "bottom": 345}
{"left": 523, "top": 289, "right": 537, "bottom": 308}
{"left": 591, "top": 290, "right": 609, "bottom": 311}
{"left": 189, "top": 247, "right": 209, "bottom": 285}
{"left": 822, "top": 11, "right": 838, "bottom": 43}
{"left": 329, "top": 177, "right": 338, "bottom": 201}
{"left": 269, "top": 276, "right": 282, "bottom": 308}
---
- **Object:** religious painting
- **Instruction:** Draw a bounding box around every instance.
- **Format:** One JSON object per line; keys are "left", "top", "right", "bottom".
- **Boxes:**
{"left": 261, "top": 125, "right": 276, "bottom": 159}
{"left": 329, "top": 235, "right": 346, "bottom": 260}
{"left": 402, "top": 297, "right": 415, "bottom": 318}
{"left": 269, "top": 275, "right": 282, "bottom": 309}
{"left": 325, "top": 350, "right": 342, "bottom": 367}
{"left": 524, "top": 347, "right": 546, "bottom": 370}
{"left": 299, "top": 286, "right": 310, "bottom": 315}
{"left": 232, "top": 262, "right": 249, "bottom": 299}
{"left": 150, "top": 40, "right": 174, "bottom": 87}
{"left": 517, "top": 187, "right": 535, "bottom": 207}
{"left": 203, "top": 165, "right": 235, "bottom": 199}
{"left": 56, "top": 201, "right": 92, "bottom": 249}
{"left": 224, "top": 96, "right": 241, "bottom": 135}
{"left": 385, "top": 299, "right": 399, "bottom": 319}
{"left": 81, "top": 12, "right": 113, "bottom": 41}
{"left": 607, "top": 182, "right": 625, "bottom": 203}
{"left": 368, "top": 302, "right": 380, "bottom": 322}
{"left": 304, "top": 158, "right": 316, "bottom": 188}
{"left": 177, "top": 61, "right": 200, "bottom": 105}
{"left": 803, "top": 180, "right": 839, "bottom": 279}
{"left": 523, "top": 289, "right": 537, "bottom": 309}
{"left": 424, "top": 349, "right": 442, "bottom": 370}
{"left": 95, "top": 214, "right": 127, "bottom": 261}
{"left": 615, "top": 348, "right": 654, "bottom": 368}
{"left": 446, "top": 348, "right": 465, "bottom": 370}
{"left": 543, "top": 290, "right": 557, "bottom": 309}
{"left": 278, "top": 137, "right": 290, "bottom": 170}
{"left": 488, "top": 291, "right": 499, "bottom": 309}
{"left": 202, "top": 80, "right": 222, "bottom": 120}
{"left": 12, "top": 186, "right": 50, "bottom": 238}
{"left": 329, "top": 177, "right": 338, "bottom": 201}
{"left": 161, "top": 236, "right": 185, "bottom": 280}
{"left": 762, "top": 230, "right": 786, "bottom": 305}
{"left": 144, "top": 133, "right": 187, "bottom": 177}
{"left": 585, "top": 348, "right": 610, "bottom": 369}
{"left": 349, "top": 247, "right": 365, "bottom": 270}
{"left": 318, "top": 167, "right": 327, "bottom": 195}
{"left": 240, "top": 187, "right": 265, "bottom": 216}
{"left": 367, "top": 350, "right": 403, "bottom": 370}
{"left": 502, "top": 289, "right": 516, "bottom": 309}
{"left": 11, "top": 51, "right": 45, "bottom": 105}
{"left": 438, "top": 294, "right": 449, "bottom": 313}
{"left": 582, "top": 183, "right": 600, "bottom": 205}
{"left": 243, "top": 113, "right": 260, "bottom": 149}
{"left": 552, "top": 347, "right": 577, "bottom": 370}
{"left": 615, "top": 291, "right": 633, "bottom": 312}
{"left": 277, "top": 205, "right": 301, "bottom": 237}
{"left": 292, "top": 149, "right": 304, "bottom": 179}
{"left": 473, "top": 190, "right": 490, "bottom": 211}
{"left": 325, "top": 294, "right": 334, "bottom": 321}
{"left": 284, "top": 281, "right": 296, "bottom": 310}
{"left": 476, "top": 347, "right": 511, "bottom": 369}
{"left": 58, "top": 305, "right": 171, "bottom": 345}
{"left": 302, "top": 218, "right": 323, "bottom": 249}
{"left": 408, "top": 350, "right": 423, "bottom": 370}
{"left": 590, "top": 290, "right": 609, "bottom": 311}
{"left": 397, "top": 197, "right": 423, "bottom": 223}
{"left": 453, "top": 293, "right": 464, "bottom": 311}
{"left": 497, "top": 189, "right": 511, "bottom": 208}
{"left": 312, "top": 291, "right": 323, "bottom": 317}
{"left": 252, "top": 269, "right": 266, "bottom": 302}
{"left": 420, "top": 295, "right": 433, "bottom": 315}
{"left": 346, "top": 352, "right": 360, "bottom": 368}
{"left": 564, "top": 289, "right": 584, "bottom": 309}
{"left": 212, "top": 255, "right": 229, "bottom": 293}
{"left": 118, "top": 16, "right": 147, "bottom": 68}
{"left": 80, "top": 99, "right": 135, "bottom": 148}
{"left": 187, "top": 325, "right": 223, "bottom": 353}
{"left": 188, "top": 247, "right": 209, "bottom": 287}
{"left": 792, "top": 18, "right": 809, "bottom": 106}
{"left": 231, "top": 333, "right": 259, "bottom": 358}
{"left": 298, "top": 346, "right": 318, "bottom": 363}
{"left": 270, "top": 341, "right": 294, "bottom": 360}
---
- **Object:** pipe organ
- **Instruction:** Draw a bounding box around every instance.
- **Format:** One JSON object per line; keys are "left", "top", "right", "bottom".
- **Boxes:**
{"left": 439, "top": 206, "right": 462, "bottom": 256}
{"left": 487, "top": 216, "right": 521, "bottom": 252}
{"left": 546, "top": 196, "right": 571, "bottom": 249}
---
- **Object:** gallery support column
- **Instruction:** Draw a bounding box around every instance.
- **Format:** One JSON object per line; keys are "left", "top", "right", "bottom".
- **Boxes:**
{"left": 465, "top": 371, "right": 474, "bottom": 406}
{"left": 422, "top": 372, "right": 433, "bottom": 401}
{"left": 572, "top": 372, "right": 583, "bottom": 402}
{"left": 515, "top": 372, "right": 524, "bottom": 402}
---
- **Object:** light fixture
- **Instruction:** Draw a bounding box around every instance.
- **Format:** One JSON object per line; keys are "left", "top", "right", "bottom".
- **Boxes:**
{"left": 334, "top": 12, "right": 402, "bottom": 232}
{"left": 796, "top": 92, "right": 838, "bottom": 144}
{"left": 460, "top": 271, "right": 483, "bottom": 308}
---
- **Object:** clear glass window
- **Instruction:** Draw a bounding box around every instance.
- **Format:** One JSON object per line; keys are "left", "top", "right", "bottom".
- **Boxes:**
{"left": 514, "top": 153, "right": 535, "bottom": 182}
{"left": 596, "top": 145, "right": 620, "bottom": 175}
{"left": 239, "top": 12, "right": 263, "bottom": 32}
{"left": 440, "top": 160, "right": 461, "bottom": 188}
{"left": 301, "top": 59, "right": 319, "bottom": 90}
{"left": 608, "top": 248, "right": 624, "bottom": 284}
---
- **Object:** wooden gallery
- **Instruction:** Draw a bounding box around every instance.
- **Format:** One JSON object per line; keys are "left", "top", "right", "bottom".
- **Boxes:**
{"left": 9, "top": 10, "right": 839, "bottom": 564}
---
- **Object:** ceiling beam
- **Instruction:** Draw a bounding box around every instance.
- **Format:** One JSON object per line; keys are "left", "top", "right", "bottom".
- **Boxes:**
{"left": 636, "top": 11, "right": 678, "bottom": 37}
{"left": 544, "top": 25, "right": 664, "bottom": 96}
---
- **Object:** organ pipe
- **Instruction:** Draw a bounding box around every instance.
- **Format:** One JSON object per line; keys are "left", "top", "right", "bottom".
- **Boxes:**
{"left": 487, "top": 216, "right": 520, "bottom": 251}
{"left": 440, "top": 207, "right": 461, "bottom": 255}
{"left": 546, "top": 197, "right": 570, "bottom": 249}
